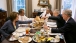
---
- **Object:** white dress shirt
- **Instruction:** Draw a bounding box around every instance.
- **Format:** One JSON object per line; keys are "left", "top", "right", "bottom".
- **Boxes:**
{"left": 66, "top": 17, "right": 70, "bottom": 23}
{"left": 40, "top": 10, "right": 51, "bottom": 22}
{"left": 18, "top": 15, "right": 29, "bottom": 21}
{"left": 40, "top": 10, "right": 51, "bottom": 18}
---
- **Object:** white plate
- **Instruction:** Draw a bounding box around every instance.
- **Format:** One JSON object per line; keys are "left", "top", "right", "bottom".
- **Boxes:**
{"left": 18, "top": 37, "right": 32, "bottom": 43}
{"left": 47, "top": 22, "right": 57, "bottom": 27}
{"left": 16, "top": 27, "right": 31, "bottom": 33}
{"left": 50, "top": 38, "right": 60, "bottom": 42}
{"left": 18, "top": 24, "right": 29, "bottom": 27}
{"left": 16, "top": 28, "right": 25, "bottom": 32}
{"left": 29, "top": 18, "right": 34, "bottom": 20}
{"left": 47, "top": 22, "right": 56, "bottom": 25}
{"left": 32, "top": 36, "right": 55, "bottom": 42}
{"left": 32, "top": 36, "right": 37, "bottom": 42}
{"left": 9, "top": 36, "right": 17, "bottom": 41}
{"left": 12, "top": 32, "right": 26, "bottom": 38}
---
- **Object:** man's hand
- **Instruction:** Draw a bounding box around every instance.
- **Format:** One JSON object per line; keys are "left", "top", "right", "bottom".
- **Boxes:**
{"left": 43, "top": 25, "right": 49, "bottom": 30}
{"left": 41, "top": 17, "right": 46, "bottom": 19}
{"left": 43, "top": 25, "right": 52, "bottom": 33}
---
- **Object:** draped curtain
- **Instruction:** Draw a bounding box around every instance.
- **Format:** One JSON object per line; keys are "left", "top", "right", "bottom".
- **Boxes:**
{"left": 6, "top": 0, "right": 12, "bottom": 16}
{"left": 55, "top": 0, "right": 62, "bottom": 12}
{"left": 26, "top": 0, "right": 32, "bottom": 18}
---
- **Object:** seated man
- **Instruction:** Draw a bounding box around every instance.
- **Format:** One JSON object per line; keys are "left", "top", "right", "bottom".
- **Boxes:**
{"left": 18, "top": 9, "right": 29, "bottom": 21}
{"left": 49, "top": 9, "right": 65, "bottom": 28}
{"left": 40, "top": 9, "right": 51, "bottom": 19}
{"left": 44, "top": 9, "right": 76, "bottom": 43}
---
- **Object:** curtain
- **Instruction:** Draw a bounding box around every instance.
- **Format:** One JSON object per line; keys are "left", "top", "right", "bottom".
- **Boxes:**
{"left": 7, "top": 0, "right": 32, "bottom": 18}
{"left": 74, "top": 9, "right": 76, "bottom": 22}
{"left": 6, "top": 0, "right": 12, "bottom": 17}
{"left": 26, "top": 0, "right": 32, "bottom": 18}
{"left": 55, "top": 0, "right": 62, "bottom": 12}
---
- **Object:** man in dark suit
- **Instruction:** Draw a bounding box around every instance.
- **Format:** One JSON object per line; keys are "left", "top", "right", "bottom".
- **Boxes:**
{"left": 44, "top": 9, "right": 76, "bottom": 43}
{"left": 49, "top": 9, "right": 65, "bottom": 28}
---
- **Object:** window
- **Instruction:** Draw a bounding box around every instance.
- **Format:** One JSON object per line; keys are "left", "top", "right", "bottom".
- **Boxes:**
{"left": 12, "top": 0, "right": 26, "bottom": 12}
{"left": 63, "top": 0, "right": 72, "bottom": 9}
{"left": 61, "top": 0, "right": 72, "bottom": 13}
{"left": 62, "top": 0, "right": 72, "bottom": 10}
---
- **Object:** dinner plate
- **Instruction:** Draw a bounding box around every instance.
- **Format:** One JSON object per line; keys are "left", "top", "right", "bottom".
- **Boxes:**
{"left": 18, "top": 37, "right": 32, "bottom": 43}
{"left": 9, "top": 36, "right": 17, "bottom": 41}
{"left": 32, "top": 36, "right": 54, "bottom": 42}
{"left": 29, "top": 18, "right": 34, "bottom": 20}
{"left": 12, "top": 32, "right": 26, "bottom": 38}
{"left": 18, "top": 24, "right": 29, "bottom": 27}
{"left": 32, "top": 36, "right": 37, "bottom": 42}
{"left": 50, "top": 38, "right": 60, "bottom": 42}
{"left": 16, "top": 28, "right": 25, "bottom": 32}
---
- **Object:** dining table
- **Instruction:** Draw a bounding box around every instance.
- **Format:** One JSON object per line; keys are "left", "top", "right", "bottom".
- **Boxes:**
{"left": 1, "top": 35, "right": 65, "bottom": 43}
{"left": 1, "top": 19, "right": 66, "bottom": 43}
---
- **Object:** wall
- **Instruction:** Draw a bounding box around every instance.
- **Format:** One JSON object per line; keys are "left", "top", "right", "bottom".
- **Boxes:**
{"left": 0, "top": 0, "right": 7, "bottom": 11}
{"left": 0, "top": 0, "right": 56, "bottom": 13}
{"left": 0, "top": 0, "right": 55, "bottom": 12}
{"left": 32, "top": 0, "right": 56, "bottom": 12}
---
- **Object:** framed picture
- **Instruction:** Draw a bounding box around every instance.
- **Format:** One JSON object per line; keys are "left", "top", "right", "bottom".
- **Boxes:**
{"left": 38, "top": 0, "right": 49, "bottom": 7}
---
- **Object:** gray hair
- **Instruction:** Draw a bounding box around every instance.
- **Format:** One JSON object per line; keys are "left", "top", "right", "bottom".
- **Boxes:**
{"left": 63, "top": 9, "right": 72, "bottom": 17}
{"left": 53, "top": 9, "right": 60, "bottom": 14}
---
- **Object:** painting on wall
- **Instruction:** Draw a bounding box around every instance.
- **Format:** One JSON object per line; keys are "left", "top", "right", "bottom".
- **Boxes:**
{"left": 40, "top": 0, "right": 48, "bottom": 5}
{"left": 38, "top": 0, "right": 49, "bottom": 7}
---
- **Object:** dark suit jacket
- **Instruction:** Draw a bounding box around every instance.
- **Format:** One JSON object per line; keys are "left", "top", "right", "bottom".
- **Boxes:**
{"left": 49, "top": 14, "right": 65, "bottom": 28}
{"left": 52, "top": 17, "right": 76, "bottom": 43}
{"left": 0, "top": 20, "right": 32, "bottom": 41}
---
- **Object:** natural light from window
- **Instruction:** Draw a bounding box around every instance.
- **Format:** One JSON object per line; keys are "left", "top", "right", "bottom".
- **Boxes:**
{"left": 12, "top": 0, "right": 26, "bottom": 12}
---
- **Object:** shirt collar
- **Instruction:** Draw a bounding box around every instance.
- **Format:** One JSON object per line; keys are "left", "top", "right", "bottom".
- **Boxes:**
{"left": 66, "top": 17, "right": 70, "bottom": 23}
